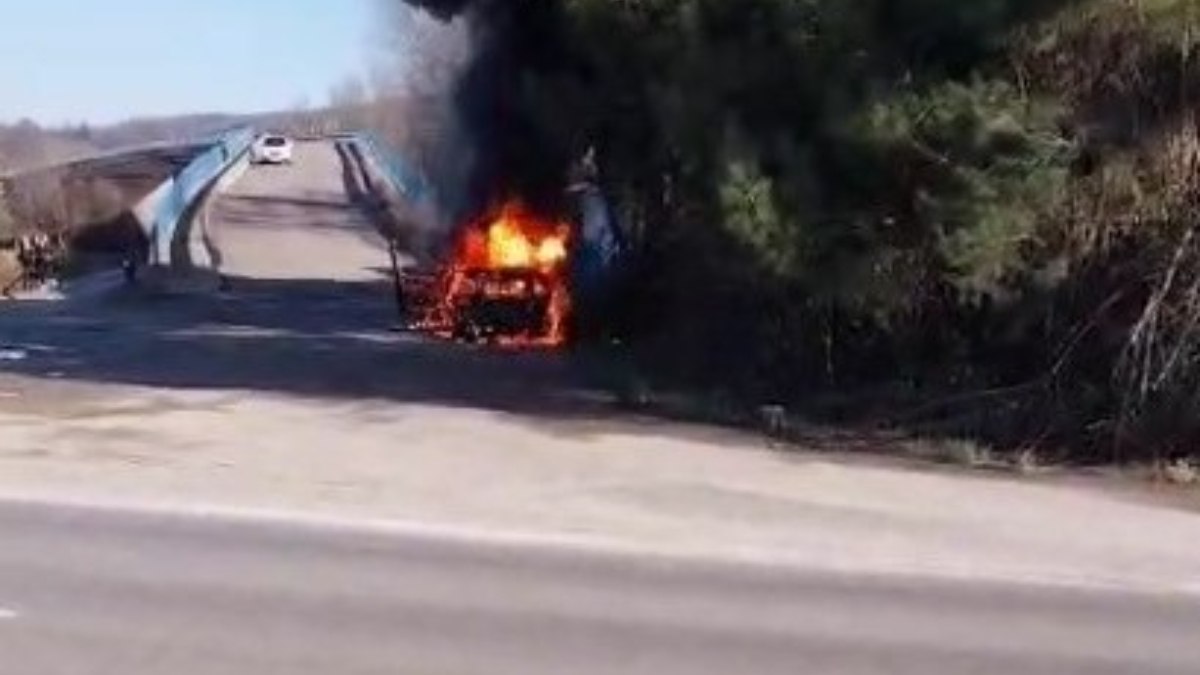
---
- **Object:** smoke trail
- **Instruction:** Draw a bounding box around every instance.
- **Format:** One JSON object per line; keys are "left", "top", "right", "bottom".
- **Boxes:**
{"left": 375, "top": 0, "right": 572, "bottom": 245}
{"left": 371, "top": 2, "right": 476, "bottom": 257}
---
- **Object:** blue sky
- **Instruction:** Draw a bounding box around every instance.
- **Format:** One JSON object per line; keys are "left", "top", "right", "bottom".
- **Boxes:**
{"left": 0, "top": 0, "right": 377, "bottom": 125}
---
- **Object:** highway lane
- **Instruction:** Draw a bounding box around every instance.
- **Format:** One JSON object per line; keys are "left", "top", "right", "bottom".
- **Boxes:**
{"left": 205, "top": 139, "right": 392, "bottom": 282}
{"left": 1, "top": 500, "right": 1199, "bottom": 675}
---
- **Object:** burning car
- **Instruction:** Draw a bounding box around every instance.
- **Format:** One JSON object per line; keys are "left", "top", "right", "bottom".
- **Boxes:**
{"left": 403, "top": 201, "right": 573, "bottom": 347}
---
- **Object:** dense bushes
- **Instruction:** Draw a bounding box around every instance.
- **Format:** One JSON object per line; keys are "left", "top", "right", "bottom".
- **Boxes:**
{"left": 420, "top": 0, "right": 1199, "bottom": 462}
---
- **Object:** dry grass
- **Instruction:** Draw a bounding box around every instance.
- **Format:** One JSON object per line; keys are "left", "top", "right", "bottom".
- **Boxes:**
{"left": 902, "top": 437, "right": 997, "bottom": 467}
{"left": 0, "top": 250, "right": 20, "bottom": 293}
{"left": 1163, "top": 457, "right": 1200, "bottom": 485}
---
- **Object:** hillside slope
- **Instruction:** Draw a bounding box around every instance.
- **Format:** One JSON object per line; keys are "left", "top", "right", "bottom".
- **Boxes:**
{"left": 471, "top": 0, "right": 1200, "bottom": 462}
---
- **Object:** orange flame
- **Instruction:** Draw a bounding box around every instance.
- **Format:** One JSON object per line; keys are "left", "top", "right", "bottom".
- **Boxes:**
{"left": 414, "top": 201, "right": 573, "bottom": 348}
{"left": 458, "top": 202, "right": 570, "bottom": 270}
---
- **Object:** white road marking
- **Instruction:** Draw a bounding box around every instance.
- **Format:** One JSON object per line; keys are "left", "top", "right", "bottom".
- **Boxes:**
{"left": 0, "top": 607, "right": 19, "bottom": 621}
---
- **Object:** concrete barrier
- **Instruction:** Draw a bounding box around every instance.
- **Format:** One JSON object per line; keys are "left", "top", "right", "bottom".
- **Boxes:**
{"left": 190, "top": 151, "right": 251, "bottom": 272}
{"left": 139, "top": 128, "right": 255, "bottom": 293}
{"left": 149, "top": 128, "right": 255, "bottom": 268}
{"left": 132, "top": 180, "right": 172, "bottom": 237}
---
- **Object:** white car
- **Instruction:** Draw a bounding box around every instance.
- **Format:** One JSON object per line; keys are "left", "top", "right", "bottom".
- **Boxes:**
{"left": 252, "top": 134, "right": 294, "bottom": 165}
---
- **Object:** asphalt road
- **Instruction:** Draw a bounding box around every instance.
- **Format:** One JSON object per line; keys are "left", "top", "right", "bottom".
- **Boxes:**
{"left": 1, "top": 500, "right": 1199, "bottom": 675}
{"left": 205, "top": 140, "right": 393, "bottom": 281}
{"left": 5, "top": 140, "right": 1200, "bottom": 674}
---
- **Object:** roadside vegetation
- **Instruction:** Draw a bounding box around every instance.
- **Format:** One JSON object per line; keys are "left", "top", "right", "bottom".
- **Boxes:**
{"left": 0, "top": 179, "right": 18, "bottom": 289}
{"left": 407, "top": 0, "right": 1200, "bottom": 466}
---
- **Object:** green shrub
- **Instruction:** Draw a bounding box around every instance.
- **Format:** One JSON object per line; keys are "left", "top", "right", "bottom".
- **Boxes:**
{"left": 432, "top": 0, "right": 1200, "bottom": 462}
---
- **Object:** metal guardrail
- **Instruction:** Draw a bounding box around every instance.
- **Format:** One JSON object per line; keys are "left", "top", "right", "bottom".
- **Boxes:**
{"left": 149, "top": 127, "right": 255, "bottom": 265}
{"left": 346, "top": 132, "right": 433, "bottom": 207}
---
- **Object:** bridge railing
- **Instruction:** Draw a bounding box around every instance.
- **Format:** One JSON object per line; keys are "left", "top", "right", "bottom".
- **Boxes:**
{"left": 345, "top": 131, "right": 434, "bottom": 208}
{"left": 149, "top": 127, "right": 255, "bottom": 266}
